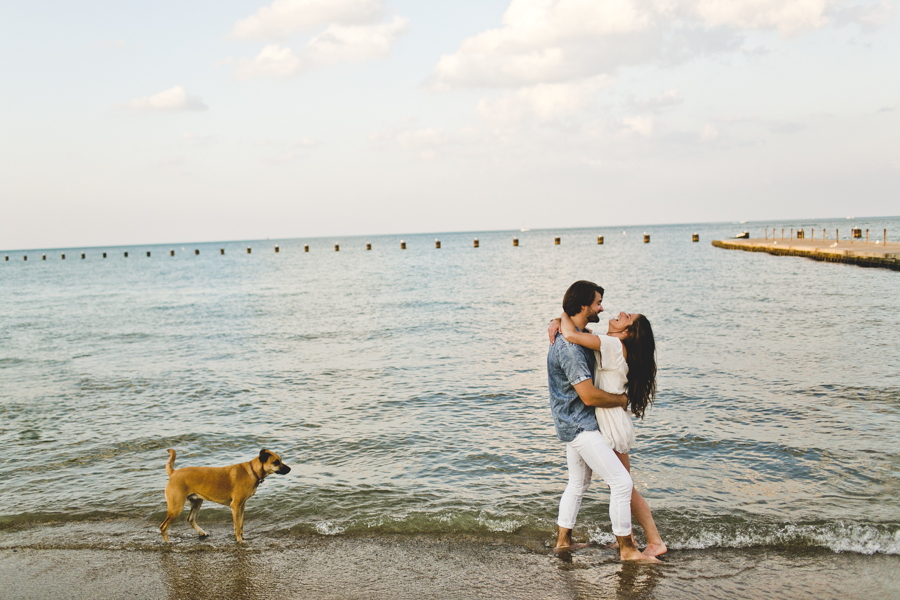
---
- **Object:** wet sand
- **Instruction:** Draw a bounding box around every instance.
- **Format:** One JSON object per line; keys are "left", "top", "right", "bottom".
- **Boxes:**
{"left": 3, "top": 533, "right": 899, "bottom": 600}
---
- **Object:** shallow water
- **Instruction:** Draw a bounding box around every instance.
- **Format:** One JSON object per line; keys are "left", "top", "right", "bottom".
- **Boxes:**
{"left": 1, "top": 218, "right": 899, "bottom": 558}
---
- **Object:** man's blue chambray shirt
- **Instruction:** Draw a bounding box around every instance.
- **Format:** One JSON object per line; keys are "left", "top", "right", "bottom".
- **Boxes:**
{"left": 547, "top": 330, "right": 598, "bottom": 442}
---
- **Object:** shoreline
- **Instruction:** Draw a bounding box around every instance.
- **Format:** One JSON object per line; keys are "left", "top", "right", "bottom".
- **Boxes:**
{"left": 3, "top": 533, "right": 899, "bottom": 600}
{"left": 711, "top": 238, "right": 900, "bottom": 270}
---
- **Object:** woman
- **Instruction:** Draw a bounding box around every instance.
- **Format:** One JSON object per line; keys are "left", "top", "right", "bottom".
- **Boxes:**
{"left": 552, "top": 311, "right": 667, "bottom": 557}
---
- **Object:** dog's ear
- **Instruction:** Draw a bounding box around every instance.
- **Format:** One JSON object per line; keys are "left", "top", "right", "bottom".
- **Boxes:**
{"left": 259, "top": 449, "right": 271, "bottom": 463}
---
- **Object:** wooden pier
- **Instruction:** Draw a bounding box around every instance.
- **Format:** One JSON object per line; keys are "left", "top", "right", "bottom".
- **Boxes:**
{"left": 712, "top": 238, "right": 900, "bottom": 271}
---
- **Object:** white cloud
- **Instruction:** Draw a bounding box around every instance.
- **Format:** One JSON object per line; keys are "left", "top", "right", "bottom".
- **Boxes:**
{"left": 305, "top": 17, "right": 409, "bottom": 65}
{"left": 231, "top": 0, "right": 385, "bottom": 40}
{"left": 124, "top": 86, "right": 207, "bottom": 112}
{"left": 477, "top": 76, "right": 611, "bottom": 123}
{"left": 623, "top": 115, "right": 654, "bottom": 137}
{"left": 230, "top": 17, "right": 408, "bottom": 79}
{"left": 700, "top": 123, "right": 719, "bottom": 141}
{"left": 233, "top": 44, "right": 304, "bottom": 79}
{"left": 430, "top": 0, "right": 885, "bottom": 90}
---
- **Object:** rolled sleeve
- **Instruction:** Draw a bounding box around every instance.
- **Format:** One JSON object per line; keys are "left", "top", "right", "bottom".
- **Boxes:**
{"left": 557, "top": 343, "right": 592, "bottom": 387}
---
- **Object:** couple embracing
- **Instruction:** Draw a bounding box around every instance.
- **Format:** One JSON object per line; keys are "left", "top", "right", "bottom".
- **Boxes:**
{"left": 546, "top": 280, "right": 665, "bottom": 562}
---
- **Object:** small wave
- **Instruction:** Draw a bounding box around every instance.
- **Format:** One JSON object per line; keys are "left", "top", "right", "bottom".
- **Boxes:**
{"left": 610, "top": 519, "right": 900, "bottom": 556}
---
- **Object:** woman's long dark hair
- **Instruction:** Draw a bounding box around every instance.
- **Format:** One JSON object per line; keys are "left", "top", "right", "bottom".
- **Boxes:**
{"left": 621, "top": 314, "right": 656, "bottom": 420}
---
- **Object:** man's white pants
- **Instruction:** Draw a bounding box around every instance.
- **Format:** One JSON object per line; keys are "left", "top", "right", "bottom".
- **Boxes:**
{"left": 557, "top": 430, "right": 633, "bottom": 537}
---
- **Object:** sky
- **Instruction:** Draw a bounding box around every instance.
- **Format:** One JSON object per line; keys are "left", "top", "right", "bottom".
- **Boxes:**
{"left": 1, "top": 0, "right": 898, "bottom": 250}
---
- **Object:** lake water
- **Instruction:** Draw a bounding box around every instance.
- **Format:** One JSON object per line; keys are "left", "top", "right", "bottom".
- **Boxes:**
{"left": 2, "top": 218, "right": 899, "bottom": 583}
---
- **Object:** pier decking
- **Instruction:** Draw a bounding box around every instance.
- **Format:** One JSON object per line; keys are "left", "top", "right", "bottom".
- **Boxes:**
{"left": 712, "top": 238, "right": 900, "bottom": 271}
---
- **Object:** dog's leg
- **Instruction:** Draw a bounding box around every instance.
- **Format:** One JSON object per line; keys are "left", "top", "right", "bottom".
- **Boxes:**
{"left": 230, "top": 500, "right": 246, "bottom": 543}
{"left": 185, "top": 494, "right": 208, "bottom": 538}
{"left": 160, "top": 496, "right": 185, "bottom": 542}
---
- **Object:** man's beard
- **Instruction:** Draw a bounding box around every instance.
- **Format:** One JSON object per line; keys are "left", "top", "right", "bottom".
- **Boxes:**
{"left": 587, "top": 312, "right": 600, "bottom": 323}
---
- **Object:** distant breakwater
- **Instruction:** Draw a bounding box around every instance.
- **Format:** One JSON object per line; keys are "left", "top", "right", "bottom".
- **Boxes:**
{"left": 712, "top": 238, "right": 900, "bottom": 271}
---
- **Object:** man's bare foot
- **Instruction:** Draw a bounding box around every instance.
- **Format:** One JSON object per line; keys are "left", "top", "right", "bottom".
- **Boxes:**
{"left": 553, "top": 542, "right": 590, "bottom": 552}
{"left": 643, "top": 542, "right": 667, "bottom": 557}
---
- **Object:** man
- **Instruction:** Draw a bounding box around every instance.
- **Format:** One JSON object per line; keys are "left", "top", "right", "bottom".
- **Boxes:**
{"left": 547, "top": 280, "right": 656, "bottom": 561}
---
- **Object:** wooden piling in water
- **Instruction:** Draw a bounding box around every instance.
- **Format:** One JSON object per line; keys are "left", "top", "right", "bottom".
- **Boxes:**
{"left": 220, "top": 248, "right": 224, "bottom": 255}
{"left": 554, "top": 236, "right": 560, "bottom": 245}
{"left": 598, "top": 235, "right": 605, "bottom": 244}
{"left": 401, "top": 241, "right": 406, "bottom": 249}
{"left": 82, "top": 253, "right": 86, "bottom": 259}
{"left": 195, "top": 249, "right": 200, "bottom": 255}
{"left": 513, "top": 237, "right": 518, "bottom": 246}
{"left": 61, "top": 254, "right": 65, "bottom": 260}
{"left": 335, "top": 244, "right": 340, "bottom": 252}
{"left": 692, "top": 234, "right": 699, "bottom": 242}
{"left": 304, "top": 245, "right": 309, "bottom": 252}
{"left": 473, "top": 239, "right": 479, "bottom": 248}
{"left": 435, "top": 240, "right": 441, "bottom": 249}
{"left": 42, "top": 254, "right": 46, "bottom": 260}
{"left": 644, "top": 234, "right": 650, "bottom": 243}
{"left": 170, "top": 250, "right": 175, "bottom": 257}
{"left": 146, "top": 251, "right": 151, "bottom": 257}
{"left": 103, "top": 252, "right": 107, "bottom": 258}
{"left": 366, "top": 243, "right": 371, "bottom": 250}
{"left": 247, "top": 247, "right": 251, "bottom": 254}
{"left": 275, "top": 245, "right": 280, "bottom": 253}
{"left": 124, "top": 252, "right": 128, "bottom": 257}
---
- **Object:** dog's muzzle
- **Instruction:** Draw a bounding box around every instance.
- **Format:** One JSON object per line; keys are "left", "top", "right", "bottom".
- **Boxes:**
{"left": 277, "top": 465, "right": 291, "bottom": 475}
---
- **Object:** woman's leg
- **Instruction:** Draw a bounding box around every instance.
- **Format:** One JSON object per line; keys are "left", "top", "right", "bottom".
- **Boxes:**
{"left": 615, "top": 451, "right": 667, "bottom": 557}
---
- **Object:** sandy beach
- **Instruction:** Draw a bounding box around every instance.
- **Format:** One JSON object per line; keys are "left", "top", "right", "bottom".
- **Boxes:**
{"left": 3, "top": 525, "right": 899, "bottom": 600}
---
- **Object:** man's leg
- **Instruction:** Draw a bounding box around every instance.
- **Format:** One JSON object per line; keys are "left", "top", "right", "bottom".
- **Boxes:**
{"left": 556, "top": 442, "right": 592, "bottom": 550}
{"left": 569, "top": 431, "right": 657, "bottom": 562}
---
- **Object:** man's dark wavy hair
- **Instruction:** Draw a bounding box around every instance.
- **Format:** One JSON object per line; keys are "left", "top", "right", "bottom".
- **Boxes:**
{"left": 562, "top": 280, "right": 605, "bottom": 317}
{"left": 622, "top": 314, "right": 657, "bottom": 420}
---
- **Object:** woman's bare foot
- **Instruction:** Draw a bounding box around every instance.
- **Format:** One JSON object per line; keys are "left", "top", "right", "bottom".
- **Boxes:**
{"left": 616, "top": 535, "right": 661, "bottom": 562}
{"left": 643, "top": 542, "right": 667, "bottom": 557}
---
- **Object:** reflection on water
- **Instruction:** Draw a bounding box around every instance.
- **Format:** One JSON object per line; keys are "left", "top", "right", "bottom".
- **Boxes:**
{"left": 1, "top": 218, "right": 899, "bottom": 555}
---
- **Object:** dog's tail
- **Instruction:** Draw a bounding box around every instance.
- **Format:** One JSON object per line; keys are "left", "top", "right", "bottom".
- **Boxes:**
{"left": 166, "top": 449, "right": 177, "bottom": 477}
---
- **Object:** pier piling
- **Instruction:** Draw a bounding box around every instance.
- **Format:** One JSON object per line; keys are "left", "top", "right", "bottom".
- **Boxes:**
{"left": 124, "top": 252, "right": 128, "bottom": 258}
{"left": 401, "top": 241, "right": 406, "bottom": 250}
{"left": 513, "top": 237, "right": 518, "bottom": 246}
{"left": 146, "top": 251, "right": 151, "bottom": 257}
{"left": 473, "top": 238, "right": 479, "bottom": 248}
{"left": 366, "top": 243, "right": 371, "bottom": 251}
{"left": 103, "top": 252, "right": 107, "bottom": 258}
{"left": 247, "top": 247, "right": 251, "bottom": 254}
{"left": 275, "top": 245, "right": 279, "bottom": 253}
{"left": 304, "top": 245, "right": 309, "bottom": 252}
{"left": 599, "top": 235, "right": 605, "bottom": 245}
{"left": 555, "top": 236, "right": 561, "bottom": 245}
{"left": 644, "top": 234, "right": 650, "bottom": 243}
{"left": 195, "top": 249, "right": 200, "bottom": 255}
{"left": 435, "top": 240, "right": 441, "bottom": 249}
{"left": 82, "top": 253, "right": 86, "bottom": 259}
{"left": 692, "top": 234, "right": 699, "bottom": 242}
{"left": 335, "top": 244, "right": 340, "bottom": 252}
{"left": 42, "top": 254, "right": 46, "bottom": 260}
{"left": 61, "top": 254, "right": 65, "bottom": 260}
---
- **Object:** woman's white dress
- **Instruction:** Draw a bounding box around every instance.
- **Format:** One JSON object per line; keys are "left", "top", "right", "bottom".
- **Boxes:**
{"left": 593, "top": 335, "right": 635, "bottom": 453}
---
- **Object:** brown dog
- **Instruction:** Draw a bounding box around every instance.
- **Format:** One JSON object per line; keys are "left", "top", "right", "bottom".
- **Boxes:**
{"left": 159, "top": 448, "right": 290, "bottom": 543}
